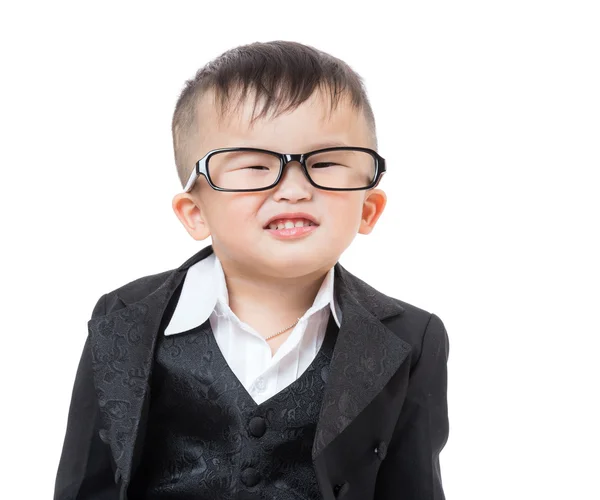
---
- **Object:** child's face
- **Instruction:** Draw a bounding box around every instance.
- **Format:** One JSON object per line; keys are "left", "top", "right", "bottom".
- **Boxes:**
{"left": 172, "top": 89, "right": 386, "bottom": 278}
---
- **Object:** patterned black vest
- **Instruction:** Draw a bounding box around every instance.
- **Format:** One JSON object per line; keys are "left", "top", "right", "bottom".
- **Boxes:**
{"left": 129, "top": 289, "right": 339, "bottom": 500}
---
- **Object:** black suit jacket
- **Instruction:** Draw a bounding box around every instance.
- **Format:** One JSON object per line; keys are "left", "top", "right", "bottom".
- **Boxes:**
{"left": 54, "top": 245, "right": 450, "bottom": 500}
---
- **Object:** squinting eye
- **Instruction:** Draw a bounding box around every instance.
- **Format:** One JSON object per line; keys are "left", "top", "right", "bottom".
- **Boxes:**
{"left": 311, "top": 162, "right": 338, "bottom": 169}
{"left": 244, "top": 165, "right": 270, "bottom": 170}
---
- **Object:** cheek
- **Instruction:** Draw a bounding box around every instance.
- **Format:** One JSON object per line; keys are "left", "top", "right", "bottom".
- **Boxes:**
{"left": 324, "top": 195, "right": 365, "bottom": 232}
{"left": 203, "top": 194, "right": 264, "bottom": 238}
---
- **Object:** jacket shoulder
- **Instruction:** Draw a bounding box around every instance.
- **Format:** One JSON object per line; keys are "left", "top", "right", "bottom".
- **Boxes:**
{"left": 92, "top": 267, "right": 178, "bottom": 317}
{"left": 393, "top": 297, "right": 433, "bottom": 322}
{"left": 382, "top": 296, "right": 447, "bottom": 364}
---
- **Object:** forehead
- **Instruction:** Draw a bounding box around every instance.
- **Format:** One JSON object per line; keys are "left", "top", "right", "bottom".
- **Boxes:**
{"left": 194, "top": 87, "right": 373, "bottom": 154}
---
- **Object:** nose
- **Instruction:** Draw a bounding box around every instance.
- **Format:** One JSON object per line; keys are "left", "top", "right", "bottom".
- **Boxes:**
{"left": 272, "top": 161, "right": 312, "bottom": 202}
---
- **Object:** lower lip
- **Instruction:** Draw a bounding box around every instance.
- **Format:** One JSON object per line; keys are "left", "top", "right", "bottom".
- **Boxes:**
{"left": 264, "top": 225, "right": 319, "bottom": 239}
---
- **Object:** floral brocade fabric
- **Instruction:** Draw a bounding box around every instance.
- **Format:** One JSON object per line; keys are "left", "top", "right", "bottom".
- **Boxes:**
{"left": 128, "top": 311, "right": 339, "bottom": 500}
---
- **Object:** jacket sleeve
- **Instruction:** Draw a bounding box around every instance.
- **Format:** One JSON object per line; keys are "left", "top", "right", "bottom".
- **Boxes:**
{"left": 54, "top": 294, "right": 120, "bottom": 500}
{"left": 374, "top": 313, "right": 450, "bottom": 500}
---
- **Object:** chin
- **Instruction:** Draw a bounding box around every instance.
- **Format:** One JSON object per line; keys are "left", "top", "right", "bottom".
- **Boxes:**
{"left": 259, "top": 247, "right": 338, "bottom": 276}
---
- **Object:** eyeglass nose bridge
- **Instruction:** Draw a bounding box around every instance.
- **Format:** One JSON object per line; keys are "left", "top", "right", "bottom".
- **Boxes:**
{"left": 276, "top": 153, "right": 311, "bottom": 182}
{"left": 280, "top": 153, "right": 305, "bottom": 167}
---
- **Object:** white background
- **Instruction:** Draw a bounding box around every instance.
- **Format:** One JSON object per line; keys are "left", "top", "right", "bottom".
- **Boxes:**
{"left": 1, "top": 1, "right": 598, "bottom": 498}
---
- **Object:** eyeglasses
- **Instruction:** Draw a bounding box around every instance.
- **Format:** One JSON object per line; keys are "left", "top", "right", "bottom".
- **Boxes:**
{"left": 183, "top": 146, "right": 386, "bottom": 193}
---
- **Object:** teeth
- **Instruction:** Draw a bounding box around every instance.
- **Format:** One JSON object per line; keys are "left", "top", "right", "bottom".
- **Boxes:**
{"left": 267, "top": 218, "right": 315, "bottom": 230}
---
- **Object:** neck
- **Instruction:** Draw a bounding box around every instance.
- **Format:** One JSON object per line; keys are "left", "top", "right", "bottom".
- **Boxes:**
{"left": 218, "top": 257, "right": 331, "bottom": 331}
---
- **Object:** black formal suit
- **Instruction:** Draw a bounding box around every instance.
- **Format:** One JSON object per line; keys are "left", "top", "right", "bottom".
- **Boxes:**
{"left": 54, "top": 245, "right": 450, "bottom": 500}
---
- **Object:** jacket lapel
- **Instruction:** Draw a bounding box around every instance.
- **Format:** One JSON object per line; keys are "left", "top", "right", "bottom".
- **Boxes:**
{"left": 311, "top": 262, "right": 411, "bottom": 459}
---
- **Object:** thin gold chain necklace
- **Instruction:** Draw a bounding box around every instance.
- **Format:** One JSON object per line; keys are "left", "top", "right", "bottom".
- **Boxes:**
{"left": 264, "top": 317, "right": 302, "bottom": 341}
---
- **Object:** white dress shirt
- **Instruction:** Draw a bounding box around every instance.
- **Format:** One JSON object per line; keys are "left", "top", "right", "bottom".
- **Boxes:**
{"left": 164, "top": 252, "right": 342, "bottom": 404}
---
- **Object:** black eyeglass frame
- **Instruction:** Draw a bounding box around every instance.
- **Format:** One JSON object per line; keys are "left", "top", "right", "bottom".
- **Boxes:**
{"left": 183, "top": 146, "right": 387, "bottom": 193}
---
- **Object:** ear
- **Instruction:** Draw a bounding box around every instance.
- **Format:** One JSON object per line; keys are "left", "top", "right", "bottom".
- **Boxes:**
{"left": 358, "top": 188, "right": 387, "bottom": 235}
{"left": 172, "top": 192, "right": 211, "bottom": 241}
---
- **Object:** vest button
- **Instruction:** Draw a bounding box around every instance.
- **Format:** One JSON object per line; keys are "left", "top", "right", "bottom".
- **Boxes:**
{"left": 241, "top": 467, "right": 261, "bottom": 487}
{"left": 248, "top": 416, "right": 267, "bottom": 437}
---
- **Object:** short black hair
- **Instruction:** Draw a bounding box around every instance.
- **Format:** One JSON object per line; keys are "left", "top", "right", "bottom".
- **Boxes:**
{"left": 171, "top": 40, "right": 377, "bottom": 187}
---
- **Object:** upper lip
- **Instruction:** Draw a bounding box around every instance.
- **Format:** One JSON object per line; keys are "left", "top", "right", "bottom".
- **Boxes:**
{"left": 264, "top": 212, "right": 319, "bottom": 228}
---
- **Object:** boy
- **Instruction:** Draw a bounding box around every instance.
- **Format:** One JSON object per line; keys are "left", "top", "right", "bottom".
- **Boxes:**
{"left": 54, "top": 40, "right": 449, "bottom": 500}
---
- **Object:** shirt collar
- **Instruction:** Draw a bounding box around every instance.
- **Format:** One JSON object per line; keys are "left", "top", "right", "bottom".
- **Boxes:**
{"left": 164, "top": 252, "right": 342, "bottom": 336}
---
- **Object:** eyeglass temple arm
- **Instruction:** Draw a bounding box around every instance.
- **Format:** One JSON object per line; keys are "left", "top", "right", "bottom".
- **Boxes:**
{"left": 183, "top": 165, "right": 199, "bottom": 192}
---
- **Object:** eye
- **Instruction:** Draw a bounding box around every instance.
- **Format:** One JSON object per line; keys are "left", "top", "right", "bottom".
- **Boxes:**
{"left": 311, "top": 162, "right": 339, "bottom": 169}
{"left": 244, "top": 165, "right": 270, "bottom": 170}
